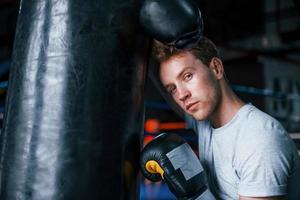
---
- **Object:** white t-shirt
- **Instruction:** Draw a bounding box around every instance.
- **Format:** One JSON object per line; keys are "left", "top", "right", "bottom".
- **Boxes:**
{"left": 186, "top": 104, "right": 300, "bottom": 199}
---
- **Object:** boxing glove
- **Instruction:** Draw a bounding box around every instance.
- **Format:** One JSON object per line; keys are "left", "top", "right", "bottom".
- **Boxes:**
{"left": 139, "top": 0, "right": 204, "bottom": 49}
{"left": 140, "top": 133, "right": 215, "bottom": 200}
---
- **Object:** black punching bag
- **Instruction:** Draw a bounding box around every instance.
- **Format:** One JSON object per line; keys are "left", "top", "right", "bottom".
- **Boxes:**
{"left": 0, "top": 0, "right": 149, "bottom": 199}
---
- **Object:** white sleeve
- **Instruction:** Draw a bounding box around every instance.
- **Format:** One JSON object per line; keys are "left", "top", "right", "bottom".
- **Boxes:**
{"left": 236, "top": 128, "right": 294, "bottom": 197}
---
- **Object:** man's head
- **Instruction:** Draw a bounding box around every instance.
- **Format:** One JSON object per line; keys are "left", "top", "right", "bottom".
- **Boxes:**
{"left": 153, "top": 37, "right": 225, "bottom": 120}
{"left": 153, "top": 36, "right": 220, "bottom": 66}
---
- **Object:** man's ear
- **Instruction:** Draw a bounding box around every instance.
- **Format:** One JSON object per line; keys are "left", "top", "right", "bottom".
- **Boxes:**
{"left": 209, "top": 57, "right": 224, "bottom": 80}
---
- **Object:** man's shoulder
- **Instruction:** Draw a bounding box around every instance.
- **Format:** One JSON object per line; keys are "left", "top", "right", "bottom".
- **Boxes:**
{"left": 239, "top": 104, "right": 286, "bottom": 137}
{"left": 242, "top": 104, "right": 279, "bottom": 124}
{"left": 235, "top": 105, "right": 294, "bottom": 153}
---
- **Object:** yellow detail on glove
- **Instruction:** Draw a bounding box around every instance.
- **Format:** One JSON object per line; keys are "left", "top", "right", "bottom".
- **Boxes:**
{"left": 145, "top": 160, "right": 164, "bottom": 179}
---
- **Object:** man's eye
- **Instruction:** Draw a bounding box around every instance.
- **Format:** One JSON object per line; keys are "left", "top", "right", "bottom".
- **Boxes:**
{"left": 168, "top": 87, "right": 176, "bottom": 95}
{"left": 183, "top": 73, "right": 193, "bottom": 81}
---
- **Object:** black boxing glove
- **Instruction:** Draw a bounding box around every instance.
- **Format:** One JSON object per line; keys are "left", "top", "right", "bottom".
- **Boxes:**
{"left": 139, "top": 0, "right": 204, "bottom": 49}
{"left": 140, "top": 133, "right": 215, "bottom": 200}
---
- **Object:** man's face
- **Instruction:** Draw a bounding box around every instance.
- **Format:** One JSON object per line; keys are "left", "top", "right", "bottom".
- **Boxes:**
{"left": 160, "top": 52, "right": 221, "bottom": 121}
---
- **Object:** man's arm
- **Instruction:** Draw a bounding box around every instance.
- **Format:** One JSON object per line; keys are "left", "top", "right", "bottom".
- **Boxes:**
{"left": 240, "top": 196, "right": 284, "bottom": 200}
{"left": 140, "top": 133, "right": 216, "bottom": 200}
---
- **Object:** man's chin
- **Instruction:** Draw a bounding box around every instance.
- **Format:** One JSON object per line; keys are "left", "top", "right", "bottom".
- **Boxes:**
{"left": 191, "top": 112, "right": 208, "bottom": 121}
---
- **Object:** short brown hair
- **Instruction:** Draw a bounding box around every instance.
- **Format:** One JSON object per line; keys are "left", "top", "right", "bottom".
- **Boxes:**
{"left": 152, "top": 37, "right": 220, "bottom": 66}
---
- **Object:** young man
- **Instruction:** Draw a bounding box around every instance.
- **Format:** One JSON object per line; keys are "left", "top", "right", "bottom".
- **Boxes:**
{"left": 150, "top": 37, "right": 300, "bottom": 199}
{"left": 138, "top": 0, "right": 300, "bottom": 198}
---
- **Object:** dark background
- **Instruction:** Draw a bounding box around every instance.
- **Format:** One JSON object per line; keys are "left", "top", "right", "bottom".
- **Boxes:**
{"left": 0, "top": 0, "right": 299, "bottom": 199}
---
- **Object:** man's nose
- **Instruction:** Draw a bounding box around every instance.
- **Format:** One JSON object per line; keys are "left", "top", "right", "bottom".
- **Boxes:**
{"left": 178, "top": 86, "right": 190, "bottom": 102}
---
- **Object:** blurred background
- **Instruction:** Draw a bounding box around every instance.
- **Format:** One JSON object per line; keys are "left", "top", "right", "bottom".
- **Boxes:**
{"left": 0, "top": 0, "right": 299, "bottom": 199}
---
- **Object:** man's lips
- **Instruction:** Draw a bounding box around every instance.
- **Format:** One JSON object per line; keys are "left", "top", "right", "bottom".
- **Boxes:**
{"left": 186, "top": 101, "right": 199, "bottom": 111}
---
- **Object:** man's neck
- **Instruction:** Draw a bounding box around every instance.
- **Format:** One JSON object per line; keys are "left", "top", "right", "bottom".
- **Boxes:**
{"left": 210, "top": 80, "right": 245, "bottom": 128}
